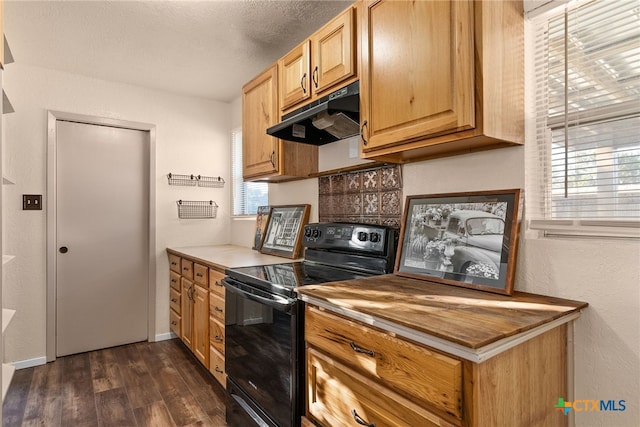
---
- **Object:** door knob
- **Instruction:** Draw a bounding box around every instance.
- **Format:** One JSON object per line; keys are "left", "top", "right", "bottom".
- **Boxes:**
{"left": 59, "top": 246, "right": 69, "bottom": 254}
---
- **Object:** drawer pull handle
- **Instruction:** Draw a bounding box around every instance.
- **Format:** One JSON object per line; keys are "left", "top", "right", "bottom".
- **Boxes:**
{"left": 214, "top": 306, "right": 223, "bottom": 312}
{"left": 215, "top": 366, "right": 224, "bottom": 374}
{"left": 215, "top": 335, "right": 223, "bottom": 342}
{"left": 351, "top": 409, "right": 375, "bottom": 427}
{"left": 350, "top": 341, "right": 375, "bottom": 357}
{"left": 171, "top": 261, "right": 177, "bottom": 266}
{"left": 171, "top": 298, "right": 177, "bottom": 303}
{"left": 196, "top": 272, "right": 203, "bottom": 277}
{"left": 171, "top": 321, "right": 177, "bottom": 325}
{"left": 214, "top": 281, "right": 223, "bottom": 287}
{"left": 183, "top": 267, "right": 189, "bottom": 271}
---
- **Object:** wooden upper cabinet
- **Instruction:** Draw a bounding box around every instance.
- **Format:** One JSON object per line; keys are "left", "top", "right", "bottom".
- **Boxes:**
{"left": 243, "top": 64, "right": 318, "bottom": 182}
{"left": 311, "top": 6, "right": 356, "bottom": 97}
{"left": 279, "top": 40, "right": 311, "bottom": 111}
{"left": 242, "top": 64, "right": 280, "bottom": 179}
{"left": 359, "top": 0, "right": 524, "bottom": 163}
{"left": 279, "top": 5, "right": 357, "bottom": 114}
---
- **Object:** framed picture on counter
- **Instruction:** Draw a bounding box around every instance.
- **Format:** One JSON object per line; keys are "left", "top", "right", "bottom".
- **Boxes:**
{"left": 252, "top": 205, "right": 271, "bottom": 250}
{"left": 260, "top": 204, "right": 311, "bottom": 259}
{"left": 395, "top": 189, "right": 522, "bottom": 295}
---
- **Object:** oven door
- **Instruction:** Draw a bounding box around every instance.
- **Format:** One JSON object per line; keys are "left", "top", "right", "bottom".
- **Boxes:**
{"left": 223, "top": 277, "right": 301, "bottom": 427}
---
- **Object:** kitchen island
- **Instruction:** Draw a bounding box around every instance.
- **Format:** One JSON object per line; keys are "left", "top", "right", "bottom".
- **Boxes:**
{"left": 297, "top": 275, "right": 587, "bottom": 427}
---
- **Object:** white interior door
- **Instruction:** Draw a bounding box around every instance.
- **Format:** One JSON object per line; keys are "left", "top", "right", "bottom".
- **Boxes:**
{"left": 56, "top": 120, "right": 149, "bottom": 357}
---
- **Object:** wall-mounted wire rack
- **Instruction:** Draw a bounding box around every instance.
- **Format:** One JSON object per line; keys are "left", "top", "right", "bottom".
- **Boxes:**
{"left": 167, "top": 173, "right": 225, "bottom": 188}
{"left": 195, "top": 175, "right": 225, "bottom": 188}
{"left": 176, "top": 200, "right": 218, "bottom": 219}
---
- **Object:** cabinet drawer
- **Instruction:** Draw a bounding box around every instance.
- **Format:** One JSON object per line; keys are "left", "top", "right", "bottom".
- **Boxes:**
{"left": 181, "top": 259, "right": 194, "bottom": 280}
{"left": 307, "top": 348, "right": 456, "bottom": 427}
{"left": 209, "top": 347, "right": 226, "bottom": 388}
{"left": 193, "top": 263, "right": 209, "bottom": 287}
{"left": 169, "top": 309, "right": 181, "bottom": 336}
{"left": 169, "top": 287, "right": 181, "bottom": 314}
{"left": 209, "top": 293, "right": 225, "bottom": 323}
{"left": 209, "top": 269, "right": 226, "bottom": 297}
{"left": 168, "top": 254, "right": 181, "bottom": 273}
{"left": 305, "top": 306, "right": 462, "bottom": 419}
{"left": 169, "top": 271, "right": 181, "bottom": 291}
{"left": 209, "top": 317, "right": 225, "bottom": 355}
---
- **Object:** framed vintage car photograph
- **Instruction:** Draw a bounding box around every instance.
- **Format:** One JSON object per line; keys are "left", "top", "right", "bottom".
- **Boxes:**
{"left": 395, "top": 189, "right": 522, "bottom": 295}
{"left": 260, "top": 204, "right": 311, "bottom": 259}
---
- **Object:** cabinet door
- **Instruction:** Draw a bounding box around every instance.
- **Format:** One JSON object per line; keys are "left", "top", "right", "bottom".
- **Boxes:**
{"left": 360, "top": 0, "right": 474, "bottom": 151}
{"left": 242, "top": 64, "right": 279, "bottom": 179}
{"left": 279, "top": 40, "right": 311, "bottom": 111}
{"left": 180, "top": 278, "right": 194, "bottom": 348}
{"left": 192, "top": 284, "right": 210, "bottom": 366}
{"left": 311, "top": 6, "right": 356, "bottom": 96}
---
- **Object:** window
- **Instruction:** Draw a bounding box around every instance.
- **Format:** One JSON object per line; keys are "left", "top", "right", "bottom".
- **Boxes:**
{"left": 528, "top": 0, "right": 640, "bottom": 237}
{"left": 231, "top": 128, "right": 268, "bottom": 216}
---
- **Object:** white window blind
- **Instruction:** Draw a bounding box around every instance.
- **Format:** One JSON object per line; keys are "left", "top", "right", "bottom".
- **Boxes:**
{"left": 231, "top": 128, "right": 268, "bottom": 216}
{"left": 528, "top": 0, "right": 640, "bottom": 237}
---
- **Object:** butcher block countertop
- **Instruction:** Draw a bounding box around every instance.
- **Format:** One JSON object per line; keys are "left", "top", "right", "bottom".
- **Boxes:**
{"left": 166, "top": 244, "right": 294, "bottom": 271}
{"left": 296, "top": 274, "right": 588, "bottom": 362}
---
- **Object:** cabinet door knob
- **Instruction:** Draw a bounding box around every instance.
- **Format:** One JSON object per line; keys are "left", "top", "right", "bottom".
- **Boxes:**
{"left": 351, "top": 409, "right": 375, "bottom": 427}
{"left": 350, "top": 341, "right": 375, "bottom": 357}
{"left": 312, "top": 66, "right": 319, "bottom": 88}
{"left": 360, "top": 120, "right": 369, "bottom": 146}
{"left": 59, "top": 246, "right": 69, "bottom": 254}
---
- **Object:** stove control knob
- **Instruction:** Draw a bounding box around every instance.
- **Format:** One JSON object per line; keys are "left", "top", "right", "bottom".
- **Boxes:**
{"left": 357, "top": 231, "right": 368, "bottom": 242}
{"left": 369, "top": 232, "right": 380, "bottom": 243}
{"left": 312, "top": 229, "right": 321, "bottom": 239}
{"left": 304, "top": 228, "right": 312, "bottom": 238}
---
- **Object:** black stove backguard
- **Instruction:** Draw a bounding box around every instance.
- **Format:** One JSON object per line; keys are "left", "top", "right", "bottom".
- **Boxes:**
{"left": 224, "top": 222, "right": 398, "bottom": 427}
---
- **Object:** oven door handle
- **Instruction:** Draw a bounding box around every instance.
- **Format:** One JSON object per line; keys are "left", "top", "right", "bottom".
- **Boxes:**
{"left": 223, "top": 278, "right": 296, "bottom": 313}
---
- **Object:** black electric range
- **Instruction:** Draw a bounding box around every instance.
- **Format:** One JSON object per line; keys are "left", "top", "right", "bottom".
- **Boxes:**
{"left": 223, "top": 222, "right": 398, "bottom": 427}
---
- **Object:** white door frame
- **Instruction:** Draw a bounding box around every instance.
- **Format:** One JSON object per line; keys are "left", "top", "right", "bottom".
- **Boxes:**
{"left": 46, "top": 110, "right": 157, "bottom": 362}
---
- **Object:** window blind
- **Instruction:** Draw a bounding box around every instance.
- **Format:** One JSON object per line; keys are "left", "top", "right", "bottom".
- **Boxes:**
{"left": 528, "top": 0, "right": 640, "bottom": 237}
{"left": 231, "top": 129, "right": 268, "bottom": 216}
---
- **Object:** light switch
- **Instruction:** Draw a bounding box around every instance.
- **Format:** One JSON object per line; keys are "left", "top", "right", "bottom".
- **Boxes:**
{"left": 23, "top": 194, "right": 43, "bottom": 210}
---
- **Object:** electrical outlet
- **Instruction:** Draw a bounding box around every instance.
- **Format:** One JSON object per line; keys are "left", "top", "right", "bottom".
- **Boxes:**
{"left": 23, "top": 194, "right": 43, "bottom": 210}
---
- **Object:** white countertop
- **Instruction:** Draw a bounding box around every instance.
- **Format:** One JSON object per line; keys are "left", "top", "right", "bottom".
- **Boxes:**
{"left": 166, "top": 244, "right": 298, "bottom": 271}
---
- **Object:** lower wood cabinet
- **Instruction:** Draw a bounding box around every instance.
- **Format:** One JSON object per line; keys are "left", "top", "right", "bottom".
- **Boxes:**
{"left": 167, "top": 252, "right": 226, "bottom": 389}
{"left": 208, "top": 268, "right": 227, "bottom": 388}
{"left": 305, "top": 304, "right": 570, "bottom": 427}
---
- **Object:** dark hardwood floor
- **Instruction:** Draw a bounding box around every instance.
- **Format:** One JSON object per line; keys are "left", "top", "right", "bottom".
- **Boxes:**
{"left": 2, "top": 339, "right": 228, "bottom": 427}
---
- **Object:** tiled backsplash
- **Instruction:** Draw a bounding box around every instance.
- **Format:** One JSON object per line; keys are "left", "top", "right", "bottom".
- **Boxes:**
{"left": 318, "top": 164, "right": 403, "bottom": 227}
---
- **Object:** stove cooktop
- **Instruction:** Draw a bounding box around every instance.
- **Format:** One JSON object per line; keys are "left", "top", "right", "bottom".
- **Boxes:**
{"left": 225, "top": 261, "right": 371, "bottom": 298}
{"left": 225, "top": 222, "right": 398, "bottom": 298}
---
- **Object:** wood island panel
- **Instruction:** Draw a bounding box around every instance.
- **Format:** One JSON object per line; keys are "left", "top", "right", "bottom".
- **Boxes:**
{"left": 297, "top": 274, "right": 587, "bottom": 350}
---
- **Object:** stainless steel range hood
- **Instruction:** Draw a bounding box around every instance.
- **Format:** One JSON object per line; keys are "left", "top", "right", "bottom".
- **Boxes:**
{"left": 267, "top": 81, "right": 359, "bottom": 146}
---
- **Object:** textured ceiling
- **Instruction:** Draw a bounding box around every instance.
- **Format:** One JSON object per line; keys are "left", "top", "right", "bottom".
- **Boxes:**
{"left": 4, "top": 0, "right": 353, "bottom": 102}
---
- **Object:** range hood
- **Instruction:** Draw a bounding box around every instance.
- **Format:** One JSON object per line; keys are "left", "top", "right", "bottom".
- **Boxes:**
{"left": 267, "top": 81, "right": 359, "bottom": 146}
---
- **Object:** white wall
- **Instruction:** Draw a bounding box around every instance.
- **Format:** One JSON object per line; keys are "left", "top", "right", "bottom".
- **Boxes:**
{"left": 3, "top": 63, "right": 232, "bottom": 363}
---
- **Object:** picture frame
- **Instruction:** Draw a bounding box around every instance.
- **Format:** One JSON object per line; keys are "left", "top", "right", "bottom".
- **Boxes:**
{"left": 259, "top": 204, "right": 311, "bottom": 259}
{"left": 252, "top": 205, "right": 271, "bottom": 250}
{"left": 395, "top": 189, "right": 522, "bottom": 295}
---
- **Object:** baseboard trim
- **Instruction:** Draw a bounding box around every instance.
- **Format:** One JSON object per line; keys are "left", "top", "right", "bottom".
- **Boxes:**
{"left": 12, "top": 335, "right": 178, "bottom": 369}
{"left": 12, "top": 356, "right": 47, "bottom": 370}
{"left": 154, "top": 332, "right": 177, "bottom": 342}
